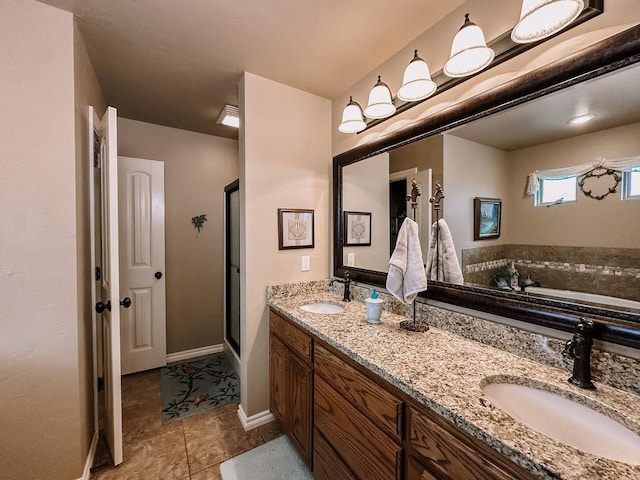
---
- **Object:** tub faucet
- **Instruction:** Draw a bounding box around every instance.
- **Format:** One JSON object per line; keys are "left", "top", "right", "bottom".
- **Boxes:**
{"left": 331, "top": 272, "right": 351, "bottom": 302}
{"left": 562, "top": 318, "right": 596, "bottom": 390}
{"left": 519, "top": 276, "right": 540, "bottom": 292}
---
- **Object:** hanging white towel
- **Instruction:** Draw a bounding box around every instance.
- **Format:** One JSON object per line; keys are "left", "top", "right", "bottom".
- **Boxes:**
{"left": 425, "top": 219, "right": 464, "bottom": 285}
{"left": 386, "top": 218, "right": 428, "bottom": 304}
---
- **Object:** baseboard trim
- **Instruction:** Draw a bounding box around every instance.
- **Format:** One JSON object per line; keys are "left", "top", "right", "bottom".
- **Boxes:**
{"left": 166, "top": 344, "right": 225, "bottom": 363}
{"left": 237, "top": 404, "right": 275, "bottom": 431}
{"left": 77, "top": 430, "right": 98, "bottom": 480}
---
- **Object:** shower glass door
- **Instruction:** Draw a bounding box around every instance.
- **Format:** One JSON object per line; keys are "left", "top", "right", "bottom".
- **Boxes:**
{"left": 225, "top": 180, "right": 240, "bottom": 357}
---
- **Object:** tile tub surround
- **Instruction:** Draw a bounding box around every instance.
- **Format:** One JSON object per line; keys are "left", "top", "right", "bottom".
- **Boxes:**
{"left": 267, "top": 284, "right": 640, "bottom": 480}
{"left": 462, "top": 244, "right": 640, "bottom": 301}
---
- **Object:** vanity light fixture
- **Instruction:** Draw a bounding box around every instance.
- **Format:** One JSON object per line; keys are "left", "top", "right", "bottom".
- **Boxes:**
{"left": 216, "top": 104, "right": 240, "bottom": 128}
{"left": 338, "top": 97, "right": 367, "bottom": 134}
{"left": 337, "top": 2, "right": 601, "bottom": 134}
{"left": 397, "top": 50, "right": 437, "bottom": 102}
{"left": 443, "top": 13, "right": 495, "bottom": 78}
{"left": 568, "top": 113, "right": 596, "bottom": 125}
{"left": 512, "top": 0, "right": 583, "bottom": 44}
{"left": 364, "top": 76, "right": 396, "bottom": 119}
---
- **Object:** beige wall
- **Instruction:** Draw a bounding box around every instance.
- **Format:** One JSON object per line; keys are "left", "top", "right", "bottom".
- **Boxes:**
{"left": 240, "top": 72, "right": 331, "bottom": 416}
{"left": 0, "top": 1, "right": 84, "bottom": 479}
{"left": 506, "top": 122, "right": 640, "bottom": 248}
{"left": 443, "top": 135, "right": 509, "bottom": 262}
{"left": 332, "top": 0, "right": 638, "bottom": 156}
{"left": 73, "top": 21, "right": 107, "bottom": 468}
{"left": 343, "top": 153, "right": 390, "bottom": 272}
{"left": 118, "top": 118, "right": 239, "bottom": 354}
{"left": 389, "top": 135, "right": 443, "bottom": 177}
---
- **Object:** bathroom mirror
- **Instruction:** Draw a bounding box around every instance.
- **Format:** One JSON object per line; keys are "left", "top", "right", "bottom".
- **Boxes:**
{"left": 333, "top": 25, "right": 640, "bottom": 349}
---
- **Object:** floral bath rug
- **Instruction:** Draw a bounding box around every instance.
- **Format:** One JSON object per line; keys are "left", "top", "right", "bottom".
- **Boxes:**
{"left": 160, "top": 353, "right": 240, "bottom": 424}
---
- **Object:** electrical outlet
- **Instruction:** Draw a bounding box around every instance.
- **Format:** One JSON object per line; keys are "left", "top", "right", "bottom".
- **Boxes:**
{"left": 347, "top": 252, "right": 355, "bottom": 267}
{"left": 301, "top": 255, "right": 310, "bottom": 272}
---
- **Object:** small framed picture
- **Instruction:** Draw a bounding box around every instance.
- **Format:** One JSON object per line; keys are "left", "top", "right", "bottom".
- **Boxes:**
{"left": 344, "top": 211, "right": 371, "bottom": 246}
{"left": 474, "top": 197, "right": 502, "bottom": 240}
{"left": 278, "top": 208, "right": 314, "bottom": 250}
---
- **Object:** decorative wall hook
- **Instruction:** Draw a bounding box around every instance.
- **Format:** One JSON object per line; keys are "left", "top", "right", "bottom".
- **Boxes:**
{"left": 406, "top": 178, "right": 422, "bottom": 210}
{"left": 191, "top": 214, "right": 207, "bottom": 237}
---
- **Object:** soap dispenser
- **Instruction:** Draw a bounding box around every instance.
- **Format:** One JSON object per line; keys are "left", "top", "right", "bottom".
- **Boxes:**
{"left": 365, "top": 288, "right": 384, "bottom": 324}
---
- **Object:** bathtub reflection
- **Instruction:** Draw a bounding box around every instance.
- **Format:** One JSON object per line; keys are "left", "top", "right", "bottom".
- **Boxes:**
{"left": 524, "top": 286, "right": 640, "bottom": 311}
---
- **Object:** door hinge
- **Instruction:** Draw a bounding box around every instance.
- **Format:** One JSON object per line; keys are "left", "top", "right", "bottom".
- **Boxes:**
{"left": 95, "top": 266, "right": 101, "bottom": 281}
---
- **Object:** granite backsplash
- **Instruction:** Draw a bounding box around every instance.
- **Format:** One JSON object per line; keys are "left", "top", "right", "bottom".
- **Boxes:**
{"left": 267, "top": 279, "right": 640, "bottom": 396}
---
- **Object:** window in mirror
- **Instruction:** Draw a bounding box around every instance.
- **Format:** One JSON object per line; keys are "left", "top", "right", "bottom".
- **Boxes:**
{"left": 623, "top": 168, "right": 640, "bottom": 199}
{"left": 536, "top": 176, "right": 577, "bottom": 206}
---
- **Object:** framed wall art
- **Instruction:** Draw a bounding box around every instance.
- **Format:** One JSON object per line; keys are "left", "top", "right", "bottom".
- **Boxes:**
{"left": 344, "top": 211, "right": 371, "bottom": 246}
{"left": 474, "top": 197, "right": 501, "bottom": 240}
{"left": 278, "top": 208, "right": 314, "bottom": 250}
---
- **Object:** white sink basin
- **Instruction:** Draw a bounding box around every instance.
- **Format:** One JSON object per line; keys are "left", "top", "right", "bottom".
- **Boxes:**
{"left": 482, "top": 381, "right": 640, "bottom": 464}
{"left": 300, "top": 302, "right": 345, "bottom": 314}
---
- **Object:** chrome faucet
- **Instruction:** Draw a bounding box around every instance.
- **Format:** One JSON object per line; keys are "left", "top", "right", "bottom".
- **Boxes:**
{"left": 330, "top": 272, "right": 351, "bottom": 302}
{"left": 562, "top": 318, "right": 596, "bottom": 390}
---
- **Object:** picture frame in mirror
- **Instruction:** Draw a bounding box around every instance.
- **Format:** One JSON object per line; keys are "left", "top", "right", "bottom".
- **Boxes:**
{"left": 344, "top": 211, "right": 372, "bottom": 246}
{"left": 474, "top": 197, "right": 501, "bottom": 240}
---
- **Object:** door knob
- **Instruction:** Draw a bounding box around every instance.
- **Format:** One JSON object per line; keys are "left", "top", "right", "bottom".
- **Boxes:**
{"left": 120, "top": 297, "right": 132, "bottom": 308}
{"left": 155, "top": 271, "right": 163, "bottom": 279}
{"left": 96, "top": 301, "right": 111, "bottom": 313}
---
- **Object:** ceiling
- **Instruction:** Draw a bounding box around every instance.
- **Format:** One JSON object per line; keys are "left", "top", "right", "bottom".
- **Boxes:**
{"left": 449, "top": 62, "right": 640, "bottom": 151}
{"left": 39, "top": 0, "right": 466, "bottom": 139}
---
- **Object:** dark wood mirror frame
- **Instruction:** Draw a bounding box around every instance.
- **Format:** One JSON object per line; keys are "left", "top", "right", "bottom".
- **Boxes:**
{"left": 333, "top": 25, "right": 640, "bottom": 350}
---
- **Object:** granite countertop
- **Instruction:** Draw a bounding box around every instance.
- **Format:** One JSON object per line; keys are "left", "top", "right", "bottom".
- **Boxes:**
{"left": 267, "top": 290, "right": 640, "bottom": 480}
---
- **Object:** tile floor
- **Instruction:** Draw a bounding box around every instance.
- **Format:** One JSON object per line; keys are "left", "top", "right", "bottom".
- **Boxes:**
{"left": 92, "top": 368, "right": 282, "bottom": 480}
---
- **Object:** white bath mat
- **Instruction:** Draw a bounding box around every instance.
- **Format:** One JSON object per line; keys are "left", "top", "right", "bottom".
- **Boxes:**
{"left": 220, "top": 436, "right": 312, "bottom": 480}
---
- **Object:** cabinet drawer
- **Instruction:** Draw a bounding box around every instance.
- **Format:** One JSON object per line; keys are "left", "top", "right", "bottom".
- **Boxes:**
{"left": 313, "top": 429, "right": 357, "bottom": 480}
{"left": 315, "top": 343, "right": 403, "bottom": 441}
{"left": 269, "top": 311, "right": 312, "bottom": 362}
{"left": 315, "top": 375, "right": 402, "bottom": 480}
{"left": 409, "top": 406, "right": 533, "bottom": 480}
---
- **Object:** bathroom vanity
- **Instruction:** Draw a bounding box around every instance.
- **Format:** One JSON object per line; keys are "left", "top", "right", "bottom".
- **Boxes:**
{"left": 267, "top": 285, "right": 640, "bottom": 480}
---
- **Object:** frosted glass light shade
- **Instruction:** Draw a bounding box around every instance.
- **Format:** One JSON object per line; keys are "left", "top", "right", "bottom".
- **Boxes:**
{"left": 338, "top": 97, "right": 367, "bottom": 134}
{"left": 397, "top": 50, "right": 437, "bottom": 102}
{"left": 216, "top": 105, "right": 240, "bottom": 128}
{"left": 444, "top": 14, "right": 495, "bottom": 78}
{"left": 512, "top": 0, "right": 583, "bottom": 44}
{"left": 364, "top": 76, "right": 396, "bottom": 119}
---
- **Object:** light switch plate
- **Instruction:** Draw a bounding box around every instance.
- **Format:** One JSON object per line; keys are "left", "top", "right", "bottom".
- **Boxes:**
{"left": 301, "top": 255, "right": 310, "bottom": 272}
{"left": 347, "top": 252, "right": 355, "bottom": 267}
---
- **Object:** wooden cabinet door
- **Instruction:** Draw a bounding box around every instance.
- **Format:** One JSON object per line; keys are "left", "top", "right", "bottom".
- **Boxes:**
{"left": 315, "top": 375, "right": 402, "bottom": 480}
{"left": 269, "top": 334, "right": 288, "bottom": 428}
{"left": 409, "top": 406, "right": 533, "bottom": 480}
{"left": 407, "top": 456, "right": 440, "bottom": 480}
{"left": 289, "top": 352, "right": 313, "bottom": 468}
{"left": 313, "top": 429, "right": 358, "bottom": 480}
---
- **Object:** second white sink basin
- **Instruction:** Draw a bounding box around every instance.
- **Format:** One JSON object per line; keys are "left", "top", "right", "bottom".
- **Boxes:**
{"left": 482, "top": 380, "right": 640, "bottom": 465}
{"left": 300, "top": 302, "right": 345, "bottom": 314}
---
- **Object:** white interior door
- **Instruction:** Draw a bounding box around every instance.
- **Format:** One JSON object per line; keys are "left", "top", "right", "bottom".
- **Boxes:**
{"left": 118, "top": 156, "right": 166, "bottom": 375}
{"left": 99, "top": 106, "right": 123, "bottom": 466}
